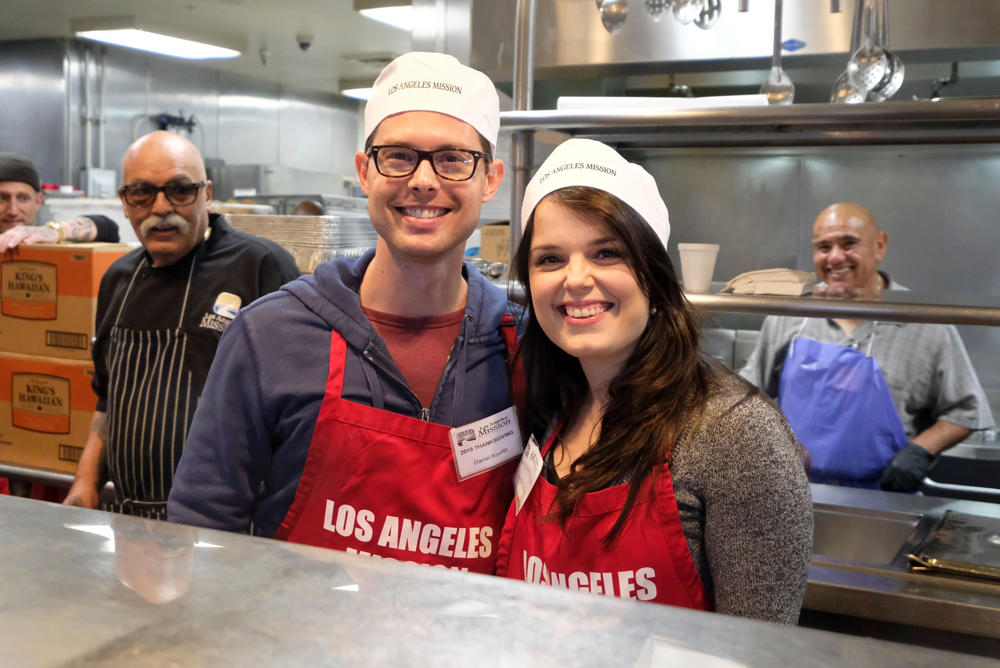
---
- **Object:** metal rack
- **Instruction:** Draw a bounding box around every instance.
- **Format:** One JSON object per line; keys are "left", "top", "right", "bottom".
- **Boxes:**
{"left": 685, "top": 288, "right": 1000, "bottom": 326}
{"left": 500, "top": 99, "right": 1000, "bottom": 252}
{"left": 504, "top": 282, "right": 1000, "bottom": 327}
{"left": 501, "top": 0, "right": 1000, "bottom": 254}
{"left": 501, "top": 99, "right": 1000, "bottom": 146}
{"left": 500, "top": 2, "right": 1000, "bottom": 326}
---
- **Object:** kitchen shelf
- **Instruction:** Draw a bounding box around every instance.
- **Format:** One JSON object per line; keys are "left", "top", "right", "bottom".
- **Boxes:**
{"left": 498, "top": 99, "right": 1000, "bottom": 148}
{"left": 503, "top": 282, "right": 1000, "bottom": 327}
{"left": 686, "top": 289, "right": 1000, "bottom": 326}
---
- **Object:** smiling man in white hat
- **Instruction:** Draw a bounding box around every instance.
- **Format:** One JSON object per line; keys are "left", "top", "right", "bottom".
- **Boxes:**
{"left": 170, "top": 53, "right": 524, "bottom": 574}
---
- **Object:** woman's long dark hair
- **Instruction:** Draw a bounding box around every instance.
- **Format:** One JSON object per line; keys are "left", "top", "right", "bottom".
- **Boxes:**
{"left": 510, "top": 187, "right": 711, "bottom": 546}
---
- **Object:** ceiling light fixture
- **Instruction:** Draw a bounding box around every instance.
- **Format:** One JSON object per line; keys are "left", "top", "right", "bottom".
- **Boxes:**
{"left": 340, "top": 77, "right": 376, "bottom": 101}
{"left": 354, "top": 0, "right": 413, "bottom": 32}
{"left": 71, "top": 16, "right": 244, "bottom": 60}
{"left": 341, "top": 88, "right": 374, "bottom": 101}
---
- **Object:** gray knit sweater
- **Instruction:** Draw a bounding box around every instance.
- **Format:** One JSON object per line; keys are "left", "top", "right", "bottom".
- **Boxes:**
{"left": 542, "top": 364, "right": 813, "bottom": 625}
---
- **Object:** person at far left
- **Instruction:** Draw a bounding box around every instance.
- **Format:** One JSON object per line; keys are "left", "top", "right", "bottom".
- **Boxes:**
{"left": 0, "top": 151, "right": 120, "bottom": 252}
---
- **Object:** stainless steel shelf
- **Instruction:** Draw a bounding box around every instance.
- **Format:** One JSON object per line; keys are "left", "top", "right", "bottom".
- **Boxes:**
{"left": 503, "top": 282, "right": 1000, "bottom": 327}
{"left": 498, "top": 99, "right": 1000, "bottom": 148}
{"left": 686, "top": 291, "right": 1000, "bottom": 326}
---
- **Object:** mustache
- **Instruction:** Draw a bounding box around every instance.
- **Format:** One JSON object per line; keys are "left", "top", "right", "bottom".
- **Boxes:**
{"left": 139, "top": 213, "right": 190, "bottom": 238}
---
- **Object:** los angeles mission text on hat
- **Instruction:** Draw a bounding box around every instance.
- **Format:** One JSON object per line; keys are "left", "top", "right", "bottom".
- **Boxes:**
{"left": 388, "top": 80, "right": 463, "bottom": 95}
{"left": 537, "top": 162, "right": 617, "bottom": 185}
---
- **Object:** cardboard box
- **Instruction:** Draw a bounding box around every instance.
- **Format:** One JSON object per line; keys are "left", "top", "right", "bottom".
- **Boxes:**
{"left": 0, "top": 242, "right": 130, "bottom": 360}
{"left": 0, "top": 352, "right": 97, "bottom": 474}
{"left": 480, "top": 223, "right": 511, "bottom": 265}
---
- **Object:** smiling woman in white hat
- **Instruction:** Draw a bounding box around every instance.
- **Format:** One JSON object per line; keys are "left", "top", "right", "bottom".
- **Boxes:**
{"left": 495, "top": 138, "right": 813, "bottom": 624}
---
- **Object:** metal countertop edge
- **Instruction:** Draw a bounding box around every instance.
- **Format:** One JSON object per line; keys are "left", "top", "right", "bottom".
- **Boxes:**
{"left": 804, "top": 565, "right": 1000, "bottom": 640}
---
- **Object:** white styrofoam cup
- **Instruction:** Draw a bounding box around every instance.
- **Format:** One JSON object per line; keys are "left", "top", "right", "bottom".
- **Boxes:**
{"left": 677, "top": 243, "right": 720, "bottom": 294}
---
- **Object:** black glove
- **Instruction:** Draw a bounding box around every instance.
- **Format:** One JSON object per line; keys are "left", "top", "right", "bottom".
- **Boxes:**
{"left": 879, "top": 442, "right": 934, "bottom": 493}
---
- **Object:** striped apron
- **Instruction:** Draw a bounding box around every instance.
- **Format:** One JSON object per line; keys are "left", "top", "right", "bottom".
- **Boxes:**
{"left": 102, "top": 249, "right": 203, "bottom": 520}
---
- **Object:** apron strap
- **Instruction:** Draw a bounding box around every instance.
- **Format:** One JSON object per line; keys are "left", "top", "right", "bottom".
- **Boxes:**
{"left": 866, "top": 322, "right": 879, "bottom": 358}
{"left": 114, "top": 258, "right": 147, "bottom": 327}
{"left": 789, "top": 317, "right": 809, "bottom": 357}
{"left": 176, "top": 248, "right": 200, "bottom": 328}
{"left": 500, "top": 313, "right": 525, "bottom": 410}
{"left": 325, "top": 332, "right": 350, "bottom": 400}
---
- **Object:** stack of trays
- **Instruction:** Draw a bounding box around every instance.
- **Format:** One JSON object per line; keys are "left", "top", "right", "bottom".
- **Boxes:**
{"left": 227, "top": 214, "right": 378, "bottom": 274}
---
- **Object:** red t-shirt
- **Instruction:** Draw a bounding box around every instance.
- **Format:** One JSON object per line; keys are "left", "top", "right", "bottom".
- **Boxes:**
{"left": 361, "top": 306, "right": 465, "bottom": 409}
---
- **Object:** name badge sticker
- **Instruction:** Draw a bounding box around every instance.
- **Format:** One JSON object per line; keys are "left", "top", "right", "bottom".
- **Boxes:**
{"left": 449, "top": 406, "right": 523, "bottom": 481}
{"left": 514, "top": 435, "right": 543, "bottom": 514}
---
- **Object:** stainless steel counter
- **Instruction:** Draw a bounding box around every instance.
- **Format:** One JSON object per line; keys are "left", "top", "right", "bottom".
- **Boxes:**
{"left": 805, "top": 484, "right": 1000, "bottom": 642}
{"left": 1, "top": 494, "right": 994, "bottom": 668}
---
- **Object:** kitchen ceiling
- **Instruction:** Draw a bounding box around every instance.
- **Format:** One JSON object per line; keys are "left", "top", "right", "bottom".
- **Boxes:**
{"left": 0, "top": 0, "right": 412, "bottom": 94}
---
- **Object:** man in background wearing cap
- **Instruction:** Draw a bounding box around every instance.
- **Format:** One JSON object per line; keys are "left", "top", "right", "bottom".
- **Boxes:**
{"left": 0, "top": 152, "right": 120, "bottom": 501}
{"left": 0, "top": 152, "right": 121, "bottom": 252}
{"left": 170, "top": 53, "right": 520, "bottom": 574}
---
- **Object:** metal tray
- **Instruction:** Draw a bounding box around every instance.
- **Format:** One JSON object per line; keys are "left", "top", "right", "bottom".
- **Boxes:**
{"left": 908, "top": 511, "right": 1000, "bottom": 581}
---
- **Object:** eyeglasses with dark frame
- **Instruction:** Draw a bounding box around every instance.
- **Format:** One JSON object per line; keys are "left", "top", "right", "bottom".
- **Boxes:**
{"left": 369, "top": 145, "right": 492, "bottom": 182}
{"left": 119, "top": 181, "right": 207, "bottom": 208}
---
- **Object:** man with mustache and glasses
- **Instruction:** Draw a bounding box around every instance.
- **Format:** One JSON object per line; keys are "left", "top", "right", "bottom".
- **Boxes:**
{"left": 169, "top": 54, "right": 522, "bottom": 575}
{"left": 63, "top": 131, "right": 299, "bottom": 519}
{"left": 0, "top": 152, "right": 121, "bottom": 252}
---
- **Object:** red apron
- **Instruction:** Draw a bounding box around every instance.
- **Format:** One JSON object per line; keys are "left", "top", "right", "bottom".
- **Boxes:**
{"left": 273, "top": 315, "right": 522, "bottom": 574}
{"left": 496, "top": 430, "right": 712, "bottom": 609}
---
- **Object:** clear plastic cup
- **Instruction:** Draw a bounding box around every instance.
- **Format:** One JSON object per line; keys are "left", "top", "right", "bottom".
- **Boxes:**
{"left": 677, "top": 243, "right": 720, "bottom": 294}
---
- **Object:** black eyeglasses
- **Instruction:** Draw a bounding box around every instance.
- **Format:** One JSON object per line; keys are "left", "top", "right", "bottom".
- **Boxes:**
{"left": 369, "top": 145, "right": 491, "bottom": 182}
{"left": 119, "top": 181, "right": 206, "bottom": 208}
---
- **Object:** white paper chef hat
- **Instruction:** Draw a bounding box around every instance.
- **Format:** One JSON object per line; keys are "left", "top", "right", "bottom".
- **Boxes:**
{"left": 364, "top": 52, "right": 500, "bottom": 153}
{"left": 521, "top": 138, "right": 670, "bottom": 246}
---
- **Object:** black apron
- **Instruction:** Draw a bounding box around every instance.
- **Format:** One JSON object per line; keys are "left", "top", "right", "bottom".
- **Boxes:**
{"left": 102, "top": 239, "right": 213, "bottom": 520}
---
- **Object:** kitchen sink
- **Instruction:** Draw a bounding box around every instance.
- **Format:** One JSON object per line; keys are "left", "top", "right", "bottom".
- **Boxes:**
{"left": 812, "top": 504, "right": 924, "bottom": 565}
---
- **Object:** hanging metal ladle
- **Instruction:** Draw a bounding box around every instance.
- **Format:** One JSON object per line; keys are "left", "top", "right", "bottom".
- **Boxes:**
{"left": 846, "top": 0, "right": 888, "bottom": 93}
{"left": 831, "top": 0, "right": 866, "bottom": 103}
{"left": 599, "top": 0, "right": 629, "bottom": 34}
{"left": 695, "top": 0, "right": 722, "bottom": 29}
{"left": 759, "top": 0, "right": 794, "bottom": 105}
{"left": 645, "top": 0, "right": 672, "bottom": 21}
{"left": 867, "top": 0, "right": 905, "bottom": 101}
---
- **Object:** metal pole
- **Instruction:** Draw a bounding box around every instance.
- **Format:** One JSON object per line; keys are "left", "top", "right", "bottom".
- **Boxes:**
{"left": 83, "top": 47, "right": 93, "bottom": 171}
{"left": 831, "top": 0, "right": 844, "bottom": 12}
{"left": 738, "top": 0, "right": 749, "bottom": 12}
{"left": 99, "top": 48, "right": 107, "bottom": 170}
{"left": 509, "top": 0, "right": 537, "bottom": 264}
{"left": 773, "top": 0, "right": 783, "bottom": 74}
{"left": 63, "top": 40, "right": 72, "bottom": 186}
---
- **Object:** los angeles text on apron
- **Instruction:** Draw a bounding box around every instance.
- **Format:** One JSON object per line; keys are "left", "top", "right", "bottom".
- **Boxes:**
{"left": 778, "top": 321, "right": 908, "bottom": 488}
{"left": 496, "top": 430, "right": 711, "bottom": 610}
{"left": 273, "top": 315, "right": 522, "bottom": 574}
{"left": 103, "top": 247, "right": 207, "bottom": 520}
